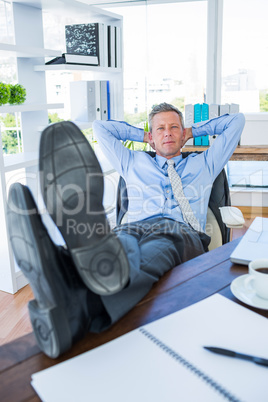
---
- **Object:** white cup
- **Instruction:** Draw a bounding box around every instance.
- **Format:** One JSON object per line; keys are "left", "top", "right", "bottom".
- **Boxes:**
{"left": 245, "top": 259, "right": 268, "bottom": 299}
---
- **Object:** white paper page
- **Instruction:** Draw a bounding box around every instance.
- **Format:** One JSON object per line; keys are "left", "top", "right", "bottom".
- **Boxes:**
{"left": 31, "top": 295, "right": 268, "bottom": 402}
{"left": 31, "top": 327, "right": 225, "bottom": 402}
{"left": 145, "top": 294, "right": 268, "bottom": 402}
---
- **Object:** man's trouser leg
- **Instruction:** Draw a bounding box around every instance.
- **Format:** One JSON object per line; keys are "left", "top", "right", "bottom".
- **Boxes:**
{"left": 100, "top": 217, "right": 210, "bottom": 325}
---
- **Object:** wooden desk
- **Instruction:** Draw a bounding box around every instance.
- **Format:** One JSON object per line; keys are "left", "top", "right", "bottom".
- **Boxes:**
{"left": 1, "top": 238, "right": 267, "bottom": 402}
{"left": 183, "top": 145, "right": 268, "bottom": 161}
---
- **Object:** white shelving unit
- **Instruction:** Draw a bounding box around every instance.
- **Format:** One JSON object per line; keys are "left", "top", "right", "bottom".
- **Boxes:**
{"left": 0, "top": 0, "right": 123, "bottom": 293}
{"left": 3, "top": 152, "right": 39, "bottom": 172}
{"left": 0, "top": 42, "right": 61, "bottom": 58}
{"left": 0, "top": 103, "right": 64, "bottom": 113}
{"left": 34, "top": 64, "right": 122, "bottom": 73}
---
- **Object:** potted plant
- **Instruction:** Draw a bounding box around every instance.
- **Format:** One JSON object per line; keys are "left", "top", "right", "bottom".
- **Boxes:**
{"left": 0, "top": 82, "right": 10, "bottom": 106}
{"left": 9, "top": 84, "right": 26, "bottom": 105}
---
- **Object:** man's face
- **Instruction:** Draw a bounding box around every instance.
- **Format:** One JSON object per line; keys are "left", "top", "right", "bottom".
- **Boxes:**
{"left": 149, "top": 111, "right": 185, "bottom": 159}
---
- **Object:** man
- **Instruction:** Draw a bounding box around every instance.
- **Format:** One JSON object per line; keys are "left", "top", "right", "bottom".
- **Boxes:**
{"left": 7, "top": 103, "right": 245, "bottom": 358}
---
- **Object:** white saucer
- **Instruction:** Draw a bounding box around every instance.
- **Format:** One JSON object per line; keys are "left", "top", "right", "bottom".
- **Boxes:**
{"left": 231, "top": 274, "right": 268, "bottom": 310}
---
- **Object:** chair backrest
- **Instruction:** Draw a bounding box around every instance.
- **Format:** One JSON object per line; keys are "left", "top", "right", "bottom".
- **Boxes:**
{"left": 116, "top": 151, "right": 231, "bottom": 249}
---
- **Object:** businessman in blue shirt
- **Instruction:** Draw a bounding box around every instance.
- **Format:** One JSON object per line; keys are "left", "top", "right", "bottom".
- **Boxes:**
{"left": 7, "top": 103, "right": 245, "bottom": 358}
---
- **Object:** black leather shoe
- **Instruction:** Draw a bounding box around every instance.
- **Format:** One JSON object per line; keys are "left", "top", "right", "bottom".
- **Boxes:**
{"left": 7, "top": 183, "right": 91, "bottom": 358}
{"left": 39, "top": 121, "right": 129, "bottom": 296}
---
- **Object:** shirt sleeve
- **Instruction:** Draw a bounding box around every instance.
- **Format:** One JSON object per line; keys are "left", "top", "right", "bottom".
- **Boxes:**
{"left": 92, "top": 120, "right": 144, "bottom": 177}
{"left": 192, "top": 113, "right": 245, "bottom": 179}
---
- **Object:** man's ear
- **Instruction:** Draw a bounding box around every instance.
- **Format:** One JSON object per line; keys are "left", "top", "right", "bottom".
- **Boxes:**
{"left": 180, "top": 128, "right": 186, "bottom": 148}
{"left": 148, "top": 131, "right": 153, "bottom": 141}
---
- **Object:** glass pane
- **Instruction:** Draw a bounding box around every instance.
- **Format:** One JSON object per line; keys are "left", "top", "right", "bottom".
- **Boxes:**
{"left": 0, "top": 56, "right": 17, "bottom": 83}
{"left": 228, "top": 161, "right": 268, "bottom": 188}
{"left": 222, "top": 0, "right": 268, "bottom": 112}
{"left": 0, "top": 112, "right": 22, "bottom": 155}
{"left": 0, "top": 0, "right": 15, "bottom": 44}
{"left": 106, "top": 1, "right": 207, "bottom": 126}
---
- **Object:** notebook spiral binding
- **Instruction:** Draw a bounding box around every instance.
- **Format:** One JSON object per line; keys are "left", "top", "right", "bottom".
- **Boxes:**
{"left": 139, "top": 328, "right": 241, "bottom": 402}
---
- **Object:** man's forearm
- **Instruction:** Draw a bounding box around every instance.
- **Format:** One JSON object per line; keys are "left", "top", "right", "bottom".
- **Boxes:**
{"left": 93, "top": 120, "right": 144, "bottom": 143}
{"left": 192, "top": 113, "right": 245, "bottom": 139}
{"left": 92, "top": 120, "right": 144, "bottom": 177}
{"left": 182, "top": 127, "right": 193, "bottom": 147}
{"left": 192, "top": 113, "right": 245, "bottom": 180}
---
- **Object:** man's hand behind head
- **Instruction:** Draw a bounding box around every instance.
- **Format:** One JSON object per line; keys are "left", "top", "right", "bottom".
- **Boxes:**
{"left": 182, "top": 127, "right": 193, "bottom": 148}
{"left": 144, "top": 131, "right": 156, "bottom": 150}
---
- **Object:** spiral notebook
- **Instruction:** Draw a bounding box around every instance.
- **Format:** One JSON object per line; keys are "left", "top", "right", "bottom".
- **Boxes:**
{"left": 31, "top": 294, "right": 268, "bottom": 402}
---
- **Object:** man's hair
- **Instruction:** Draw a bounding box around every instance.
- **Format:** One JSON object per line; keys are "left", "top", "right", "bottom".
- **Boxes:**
{"left": 148, "top": 102, "right": 184, "bottom": 132}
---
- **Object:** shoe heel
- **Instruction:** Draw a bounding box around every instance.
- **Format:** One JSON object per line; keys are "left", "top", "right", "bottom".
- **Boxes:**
{"left": 71, "top": 233, "right": 130, "bottom": 296}
{"left": 28, "top": 300, "right": 72, "bottom": 359}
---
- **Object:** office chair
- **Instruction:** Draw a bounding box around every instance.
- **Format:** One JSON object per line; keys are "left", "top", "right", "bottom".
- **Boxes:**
{"left": 115, "top": 151, "right": 245, "bottom": 251}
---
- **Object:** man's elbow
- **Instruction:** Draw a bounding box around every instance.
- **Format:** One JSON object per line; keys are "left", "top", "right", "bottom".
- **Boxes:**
{"left": 92, "top": 119, "right": 113, "bottom": 131}
{"left": 236, "top": 112, "right": 246, "bottom": 129}
{"left": 92, "top": 120, "right": 102, "bottom": 131}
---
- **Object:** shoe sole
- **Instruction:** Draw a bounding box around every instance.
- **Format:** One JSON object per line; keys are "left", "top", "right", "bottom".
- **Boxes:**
{"left": 7, "top": 183, "right": 72, "bottom": 358}
{"left": 39, "top": 121, "right": 129, "bottom": 296}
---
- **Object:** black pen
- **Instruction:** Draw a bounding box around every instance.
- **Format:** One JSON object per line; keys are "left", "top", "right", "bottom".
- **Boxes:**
{"left": 204, "top": 346, "right": 268, "bottom": 367}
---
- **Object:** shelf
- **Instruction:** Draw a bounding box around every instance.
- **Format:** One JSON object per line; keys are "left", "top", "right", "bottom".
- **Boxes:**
{"left": 73, "top": 120, "right": 93, "bottom": 130}
{"left": 183, "top": 145, "right": 268, "bottom": 161}
{"left": 0, "top": 103, "right": 64, "bottom": 113}
{"left": 34, "top": 64, "right": 122, "bottom": 73}
{"left": 4, "top": 152, "right": 38, "bottom": 172}
{"left": 0, "top": 43, "right": 61, "bottom": 58}
{"left": 11, "top": 0, "right": 122, "bottom": 22}
{"left": 37, "top": 120, "right": 93, "bottom": 132}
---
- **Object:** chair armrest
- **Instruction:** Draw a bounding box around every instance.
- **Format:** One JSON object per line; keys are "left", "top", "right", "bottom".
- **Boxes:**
{"left": 219, "top": 206, "right": 245, "bottom": 228}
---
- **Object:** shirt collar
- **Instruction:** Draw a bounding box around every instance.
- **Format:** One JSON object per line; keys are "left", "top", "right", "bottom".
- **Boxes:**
{"left": 155, "top": 153, "right": 183, "bottom": 169}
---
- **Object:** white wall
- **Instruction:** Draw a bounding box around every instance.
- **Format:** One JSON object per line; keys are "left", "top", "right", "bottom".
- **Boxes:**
{"left": 230, "top": 188, "right": 268, "bottom": 208}
{"left": 240, "top": 113, "right": 268, "bottom": 145}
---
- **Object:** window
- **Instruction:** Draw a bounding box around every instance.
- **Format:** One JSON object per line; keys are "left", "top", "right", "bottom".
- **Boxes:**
{"left": 107, "top": 1, "right": 207, "bottom": 125}
{"left": 0, "top": 0, "right": 14, "bottom": 44}
{"left": 0, "top": 0, "right": 16, "bottom": 83}
{"left": 221, "top": 0, "right": 268, "bottom": 190}
{"left": 222, "top": 0, "right": 268, "bottom": 113}
{"left": 228, "top": 161, "right": 268, "bottom": 188}
{"left": 0, "top": 113, "right": 22, "bottom": 154}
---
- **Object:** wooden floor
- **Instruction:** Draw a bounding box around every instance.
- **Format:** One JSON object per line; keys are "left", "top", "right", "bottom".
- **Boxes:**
{"left": 0, "top": 284, "right": 33, "bottom": 346}
{"left": 0, "top": 207, "right": 267, "bottom": 347}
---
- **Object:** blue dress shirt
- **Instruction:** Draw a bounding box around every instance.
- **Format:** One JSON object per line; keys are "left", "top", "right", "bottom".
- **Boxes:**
{"left": 92, "top": 113, "right": 245, "bottom": 231}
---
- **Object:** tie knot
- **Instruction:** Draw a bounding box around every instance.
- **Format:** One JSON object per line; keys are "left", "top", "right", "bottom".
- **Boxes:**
{"left": 167, "top": 159, "right": 175, "bottom": 167}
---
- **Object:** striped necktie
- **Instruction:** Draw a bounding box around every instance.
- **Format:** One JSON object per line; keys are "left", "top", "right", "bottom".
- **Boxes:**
{"left": 167, "top": 159, "right": 203, "bottom": 232}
